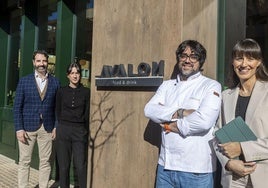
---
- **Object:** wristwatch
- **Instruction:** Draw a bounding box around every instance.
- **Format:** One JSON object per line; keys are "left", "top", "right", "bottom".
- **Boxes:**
{"left": 177, "top": 108, "right": 184, "bottom": 119}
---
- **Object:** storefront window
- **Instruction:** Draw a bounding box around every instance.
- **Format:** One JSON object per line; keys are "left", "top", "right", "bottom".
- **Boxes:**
{"left": 38, "top": 1, "right": 57, "bottom": 75}
{"left": 247, "top": 0, "right": 268, "bottom": 65}
{"left": 78, "top": 0, "right": 93, "bottom": 88}
{"left": 6, "top": 9, "right": 22, "bottom": 106}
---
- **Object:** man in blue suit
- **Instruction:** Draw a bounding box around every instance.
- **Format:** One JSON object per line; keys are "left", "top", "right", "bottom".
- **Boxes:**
{"left": 13, "top": 50, "right": 60, "bottom": 188}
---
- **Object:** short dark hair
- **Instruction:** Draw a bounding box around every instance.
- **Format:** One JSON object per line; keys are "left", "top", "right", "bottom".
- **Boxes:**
{"left": 66, "top": 62, "right": 82, "bottom": 75}
{"left": 32, "top": 50, "right": 49, "bottom": 60}
{"left": 227, "top": 38, "right": 268, "bottom": 88}
{"left": 175, "top": 40, "right": 207, "bottom": 71}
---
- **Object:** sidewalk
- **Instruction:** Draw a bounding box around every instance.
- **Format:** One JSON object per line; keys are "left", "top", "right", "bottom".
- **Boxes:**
{"left": 0, "top": 154, "right": 59, "bottom": 188}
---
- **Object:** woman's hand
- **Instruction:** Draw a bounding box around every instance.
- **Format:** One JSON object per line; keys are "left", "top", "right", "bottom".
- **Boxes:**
{"left": 226, "top": 159, "right": 257, "bottom": 177}
{"left": 219, "top": 142, "right": 242, "bottom": 158}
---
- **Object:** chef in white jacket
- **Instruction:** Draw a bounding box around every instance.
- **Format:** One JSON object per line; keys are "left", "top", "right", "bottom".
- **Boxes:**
{"left": 144, "top": 40, "right": 221, "bottom": 188}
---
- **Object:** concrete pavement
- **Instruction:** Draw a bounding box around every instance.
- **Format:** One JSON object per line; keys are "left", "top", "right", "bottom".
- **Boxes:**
{"left": 0, "top": 154, "right": 61, "bottom": 188}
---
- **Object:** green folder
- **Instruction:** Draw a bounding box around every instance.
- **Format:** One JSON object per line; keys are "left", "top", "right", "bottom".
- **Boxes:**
{"left": 215, "top": 116, "right": 257, "bottom": 143}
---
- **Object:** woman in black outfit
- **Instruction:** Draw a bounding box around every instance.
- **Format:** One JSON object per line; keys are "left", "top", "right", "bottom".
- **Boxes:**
{"left": 56, "top": 62, "right": 90, "bottom": 188}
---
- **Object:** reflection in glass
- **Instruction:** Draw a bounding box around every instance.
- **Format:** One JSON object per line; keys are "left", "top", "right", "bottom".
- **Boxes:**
{"left": 39, "top": 1, "right": 57, "bottom": 75}
{"left": 247, "top": 0, "right": 268, "bottom": 65}
{"left": 7, "top": 9, "right": 22, "bottom": 106}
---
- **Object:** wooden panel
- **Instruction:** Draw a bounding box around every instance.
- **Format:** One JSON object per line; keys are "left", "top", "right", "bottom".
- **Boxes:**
{"left": 89, "top": 0, "right": 218, "bottom": 188}
{"left": 182, "top": 0, "right": 218, "bottom": 79}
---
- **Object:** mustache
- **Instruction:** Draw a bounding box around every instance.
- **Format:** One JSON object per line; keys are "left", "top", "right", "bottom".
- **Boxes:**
{"left": 36, "top": 65, "right": 47, "bottom": 69}
{"left": 182, "top": 61, "right": 194, "bottom": 67}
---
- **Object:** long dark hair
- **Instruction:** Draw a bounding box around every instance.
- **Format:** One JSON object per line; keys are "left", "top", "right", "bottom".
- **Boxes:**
{"left": 227, "top": 38, "right": 268, "bottom": 88}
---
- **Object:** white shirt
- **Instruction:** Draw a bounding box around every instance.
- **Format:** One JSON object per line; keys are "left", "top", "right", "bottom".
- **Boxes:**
{"left": 35, "top": 71, "right": 48, "bottom": 92}
{"left": 144, "top": 72, "right": 221, "bottom": 173}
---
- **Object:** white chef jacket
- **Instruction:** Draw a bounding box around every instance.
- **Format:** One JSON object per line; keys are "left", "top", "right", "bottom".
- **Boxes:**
{"left": 144, "top": 72, "right": 221, "bottom": 173}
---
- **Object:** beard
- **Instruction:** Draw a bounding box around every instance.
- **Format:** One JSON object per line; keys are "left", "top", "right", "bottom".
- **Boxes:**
{"left": 180, "top": 69, "right": 199, "bottom": 77}
{"left": 179, "top": 63, "right": 199, "bottom": 80}
{"left": 35, "top": 65, "right": 47, "bottom": 73}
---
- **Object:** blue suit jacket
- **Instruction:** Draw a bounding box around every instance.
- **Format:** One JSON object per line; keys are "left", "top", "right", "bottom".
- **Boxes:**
{"left": 13, "top": 73, "right": 60, "bottom": 132}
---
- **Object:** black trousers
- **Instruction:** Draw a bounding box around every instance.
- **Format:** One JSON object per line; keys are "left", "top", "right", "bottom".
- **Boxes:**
{"left": 56, "top": 123, "right": 88, "bottom": 188}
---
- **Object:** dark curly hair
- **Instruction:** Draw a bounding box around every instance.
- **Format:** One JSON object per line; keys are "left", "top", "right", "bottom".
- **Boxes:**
{"left": 175, "top": 40, "right": 207, "bottom": 71}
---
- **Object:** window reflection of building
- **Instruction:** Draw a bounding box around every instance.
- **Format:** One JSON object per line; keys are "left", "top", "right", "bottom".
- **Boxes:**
{"left": 0, "top": 2, "right": 94, "bottom": 183}
{"left": 45, "top": 1, "right": 93, "bottom": 84}
{"left": 86, "top": 6, "right": 93, "bottom": 61}
{"left": 247, "top": 0, "right": 268, "bottom": 64}
{"left": 80, "top": 1, "right": 93, "bottom": 88}
{"left": 80, "top": 59, "right": 90, "bottom": 88}
{"left": 45, "top": 2, "right": 57, "bottom": 75}
{"left": 7, "top": 8, "right": 22, "bottom": 106}
{"left": 47, "top": 20, "right": 56, "bottom": 55}
{"left": 48, "top": 55, "right": 56, "bottom": 75}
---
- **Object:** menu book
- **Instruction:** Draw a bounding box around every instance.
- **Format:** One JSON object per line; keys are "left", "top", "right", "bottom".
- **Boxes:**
{"left": 215, "top": 116, "right": 257, "bottom": 144}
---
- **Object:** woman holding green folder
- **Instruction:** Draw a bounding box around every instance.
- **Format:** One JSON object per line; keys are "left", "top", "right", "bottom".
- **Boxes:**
{"left": 215, "top": 38, "right": 268, "bottom": 188}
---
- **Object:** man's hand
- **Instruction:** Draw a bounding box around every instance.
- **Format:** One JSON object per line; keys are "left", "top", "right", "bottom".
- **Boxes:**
{"left": 172, "top": 109, "right": 195, "bottom": 119}
{"left": 219, "top": 142, "right": 242, "bottom": 158}
{"left": 16, "top": 130, "right": 28, "bottom": 144}
{"left": 226, "top": 159, "right": 256, "bottom": 177}
{"left": 162, "top": 109, "right": 196, "bottom": 133}
{"left": 160, "top": 121, "right": 180, "bottom": 133}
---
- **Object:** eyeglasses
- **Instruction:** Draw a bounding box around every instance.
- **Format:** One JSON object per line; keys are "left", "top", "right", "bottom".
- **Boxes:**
{"left": 178, "top": 53, "right": 199, "bottom": 63}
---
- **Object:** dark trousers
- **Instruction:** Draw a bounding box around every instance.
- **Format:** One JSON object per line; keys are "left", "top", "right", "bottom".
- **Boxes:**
{"left": 56, "top": 124, "right": 88, "bottom": 188}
